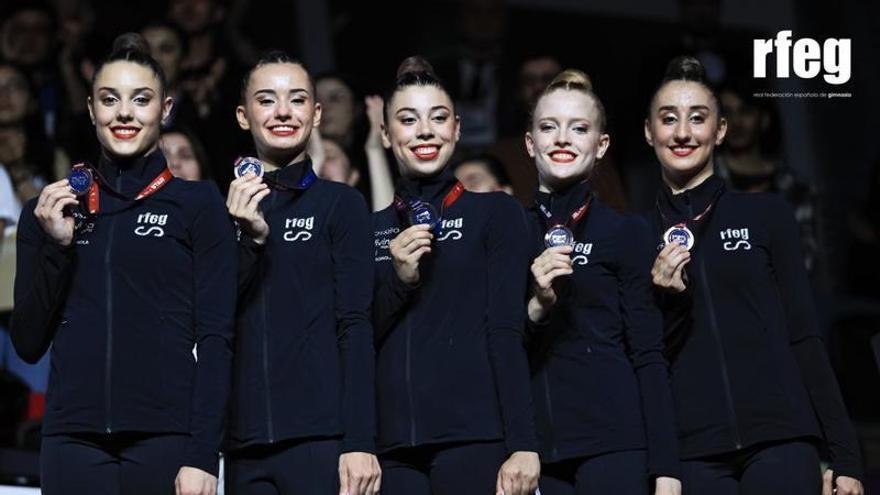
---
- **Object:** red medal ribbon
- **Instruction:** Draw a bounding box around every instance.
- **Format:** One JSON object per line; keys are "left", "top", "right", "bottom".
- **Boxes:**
{"left": 86, "top": 167, "right": 174, "bottom": 215}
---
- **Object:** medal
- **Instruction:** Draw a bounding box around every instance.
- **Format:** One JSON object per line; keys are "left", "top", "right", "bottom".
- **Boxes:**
{"left": 68, "top": 165, "right": 93, "bottom": 196}
{"left": 663, "top": 223, "right": 695, "bottom": 251}
{"left": 234, "top": 156, "right": 263, "bottom": 178}
{"left": 409, "top": 202, "right": 439, "bottom": 229}
{"left": 544, "top": 224, "right": 575, "bottom": 248}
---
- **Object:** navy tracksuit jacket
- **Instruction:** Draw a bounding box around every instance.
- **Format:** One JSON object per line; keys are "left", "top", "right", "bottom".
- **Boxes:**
{"left": 11, "top": 150, "right": 237, "bottom": 475}
{"left": 227, "top": 158, "right": 376, "bottom": 454}
{"left": 652, "top": 175, "right": 862, "bottom": 479}
{"left": 372, "top": 169, "right": 538, "bottom": 455}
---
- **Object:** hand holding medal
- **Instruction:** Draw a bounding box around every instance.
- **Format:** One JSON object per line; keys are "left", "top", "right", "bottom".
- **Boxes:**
{"left": 227, "top": 156, "right": 270, "bottom": 243}
{"left": 651, "top": 242, "right": 690, "bottom": 293}
{"left": 388, "top": 224, "right": 433, "bottom": 286}
{"left": 34, "top": 177, "right": 80, "bottom": 247}
{"left": 529, "top": 245, "right": 574, "bottom": 320}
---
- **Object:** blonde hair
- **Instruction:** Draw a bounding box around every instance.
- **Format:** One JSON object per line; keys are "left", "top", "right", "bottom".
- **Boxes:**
{"left": 530, "top": 68, "right": 606, "bottom": 131}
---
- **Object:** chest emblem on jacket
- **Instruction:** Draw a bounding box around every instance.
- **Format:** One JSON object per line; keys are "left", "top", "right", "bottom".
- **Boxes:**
{"left": 720, "top": 227, "right": 751, "bottom": 251}
{"left": 572, "top": 242, "right": 592, "bottom": 266}
{"left": 437, "top": 217, "right": 463, "bottom": 242}
{"left": 283, "top": 216, "right": 314, "bottom": 242}
{"left": 134, "top": 212, "right": 167, "bottom": 237}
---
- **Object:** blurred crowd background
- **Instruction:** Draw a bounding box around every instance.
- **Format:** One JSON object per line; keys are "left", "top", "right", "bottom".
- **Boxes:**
{"left": 0, "top": 0, "right": 878, "bottom": 488}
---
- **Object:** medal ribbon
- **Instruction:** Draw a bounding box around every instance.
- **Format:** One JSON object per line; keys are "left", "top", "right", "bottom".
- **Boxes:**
{"left": 392, "top": 181, "right": 465, "bottom": 227}
{"left": 536, "top": 190, "right": 593, "bottom": 232}
{"left": 655, "top": 185, "right": 723, "bottom": 233}
{"left": 82, "top": 165, "right": 174, "bottom": 215}
{"left": 262, "top": 167, "right": 318, "bottom": 192}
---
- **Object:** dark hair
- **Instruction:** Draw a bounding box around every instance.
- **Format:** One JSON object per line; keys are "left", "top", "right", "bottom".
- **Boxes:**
{"left": 383, "top": 56, "right": 452, "bottom": 121}
{"left": 141, "top": 19, "right": 189, "bottom": 56}
{"left": 240, "top": 50, "right": 313, "bottom": 102}
{"left": 649, "top": 55, "right": 719, "bottom": 115}
{"left": 91, "top": 33, "right": 167, "bottom": 96}
{"left": 0, "top": 0, "right": 58, "bottom": 33}
{"left": 161, "top": 125, "right": 211, "bottom": 180}
{"left": 530, "top": 68, "right": 607, "bottom": 132}
{"left": 452, "top": 153, "right": 510, "bottom": 186}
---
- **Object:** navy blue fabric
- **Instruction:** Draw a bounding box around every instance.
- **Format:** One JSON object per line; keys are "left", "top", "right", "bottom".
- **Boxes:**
{"left": 12, "top": 150, "right": 237, "bottom": 475}
{"left": 225, "top": 437, "right": 341, "bottom": 495}
{"left": 372, "top": 168, "right": 537, "bottom": 454}
{"left": 527, "top": 181, "right": 679, "bottom": 478}
{"left": 539, "top": 449, "right": 648, "bottom": 495}
{"left": 228, "top": 158, "right": 375, "bottom": 454}
{"left": 41, "top": 432, "right": 188, "bottom": 495}
{"left": 380, "top": 441, "right": 507, "bottom": 495}
{"left": 652, "top": 175, "right": 862, "bottom": 479}
{"left": 680, "top": 440, "right": 820, "bottom": 495}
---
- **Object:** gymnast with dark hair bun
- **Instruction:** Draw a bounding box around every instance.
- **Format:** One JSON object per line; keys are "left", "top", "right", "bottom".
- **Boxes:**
{"left": 10, "top": 32, "right": 237, "bottom": 495}
{"left": 647, "top": 55, "right": 864, "bottom": 495}
{"left": 372, "top": 56, "right": 540, "bottom": 495}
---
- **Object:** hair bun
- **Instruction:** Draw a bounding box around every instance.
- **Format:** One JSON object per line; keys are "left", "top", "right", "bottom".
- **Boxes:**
{"left": 663, "top": 56, "right": 707, "bottom": 84}
{"left": 111, "top": 32, "right": 151, "bottom": 57}
{"left": 549, "top": 69, "right": 592, "bottom": 91}
{"left": 396, "top": 56, "right": 437, "bottom": 80}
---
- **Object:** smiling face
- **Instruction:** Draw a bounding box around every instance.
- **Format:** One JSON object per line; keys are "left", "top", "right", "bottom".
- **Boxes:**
{"left": 525, "top": 89, "right": 609, "bottom": 191}
{"left": 382, "top": 85, "right": 460, "bottom": 178}
{"left": 236, "top": 62, "right": 321, "bottom": 167}
{"left": 645, "top": 80, "right": 727, "bottom": 188}
{"left": 88, "top": 61, "right": 172, "bottom": 160}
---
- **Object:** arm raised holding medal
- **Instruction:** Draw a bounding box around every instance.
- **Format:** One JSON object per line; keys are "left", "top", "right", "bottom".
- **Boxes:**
{"left": 33, "top": 179, "right": 79, "bottom": 247}
{"left": 226, "top": 172, "right": 270, "bottom": 244}
{"left": 650, "top": 242, "right": 690, "bottom": 293}
{"left": 388, "top": 223, "right": 433, "bottom": 286}
{"left": 527, "top": 244, "right": 573, "bottom": 323}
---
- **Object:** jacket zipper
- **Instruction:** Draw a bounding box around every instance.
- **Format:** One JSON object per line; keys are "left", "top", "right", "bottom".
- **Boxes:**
{"left": 405, "top": 320, "right": 416, "bottom": 445}
{"left": 542, "top": 366, "right": 558, "bottom": 459}
{"left": 263, "top": 192, "right": 277, "bottom": 443}
{"left": 103, "top": 175, "right": 121, "bottom": 434}
{"left": 688, "top": 196, "right": 742, "bottom": 450}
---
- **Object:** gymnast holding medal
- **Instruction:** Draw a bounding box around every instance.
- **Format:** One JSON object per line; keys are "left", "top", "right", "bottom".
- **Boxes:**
{"left": 11, "top": 33, "right": 237, "bottom": 495}
{"left": 223, "top": 51, "right": 380, "bottom": 495}
{"left": 371, "top": 56, "right": 539, "bottom": 495}
{"left": 525, "top": 70, "right": 681, "bottom": 495}
{"left": 647, "top": 56, "right": 863, "bottom": 495}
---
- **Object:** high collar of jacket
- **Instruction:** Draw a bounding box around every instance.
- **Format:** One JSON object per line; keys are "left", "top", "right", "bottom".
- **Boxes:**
{"left": 266, "top": 156, "right": 314, "bottom": 190}
{"left": 657, "top": 173, "right": 726, "bottom": 220}
{"left": 534, "top": 179, "right": 592, "bottom": 221}
{"left": 97, "top": 149, "right": 168, "bottom": 194}
{"left": 396, "top": 167, "right": 458, "bottom": 205}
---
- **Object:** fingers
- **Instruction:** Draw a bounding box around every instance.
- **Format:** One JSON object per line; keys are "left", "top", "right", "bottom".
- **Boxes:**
{"left": 339, "top": 464, "right": 350, "bottom": 495}
{"left": 822, "top": 469, "right": 834, "bottom": 495}
{"left": 496, "top": 471, "right": 505, "bottom": 495}
{"left": 390, "top": 225, "right": 434, "bottom": 258}
{"left": 370, "top": 463, "right": 382, "bottom": 495}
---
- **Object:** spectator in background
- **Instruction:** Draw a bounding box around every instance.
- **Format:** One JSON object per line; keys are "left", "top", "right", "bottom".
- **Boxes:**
{"left": 142, "top": 21, "right": 204, "bottom": 132}
{"left": 317, "top": 136, "right": 360, "bottom": 188}
{"left": 160, "top": 126, "right": 210, "bottom": 181}
{"left": 714, "top": 79, "right": 820, "bottom": 277}
{"left": 452, "top": 153, "right": 512, "bottom": 194}
{"left": 0, "top": 62, "right": 57, "bottom": 206}
{"left": 316, "top": 73, "right": 362, "bottom": 150}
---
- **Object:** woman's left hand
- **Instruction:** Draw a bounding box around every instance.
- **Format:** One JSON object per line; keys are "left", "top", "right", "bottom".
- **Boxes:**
{"left": 823, "top": 469, "right": 864, "bottom": 495}
{"left": 175, "top": 466, "right": 217, "bottom": 495}
{"left": 654, "top": 476, "right": 681, "bottom": 495}
{"left": 496, "top": 451, "right": 540, "bottom": 495}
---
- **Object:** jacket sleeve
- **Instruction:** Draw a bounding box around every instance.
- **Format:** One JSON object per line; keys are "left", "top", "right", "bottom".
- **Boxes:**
{"left": 371, "top": 217, "right": 419, "bottom": 342}
{"left": 10, "top": 198, "right": 75, "bottom": 364}
{"left": 182, "top": 185, "right": 238, "bottom": 476}
{"left": 330, "top": 189, "right": 377, "bottom": 453}
{"left": 485, "top": 196, "right": 538, "bottom": 454}
{"left": 618, "top": 216, "right": 681, "bottom": 479}
{"left": 767, "top": 195, "right": 863, "bottom": 480}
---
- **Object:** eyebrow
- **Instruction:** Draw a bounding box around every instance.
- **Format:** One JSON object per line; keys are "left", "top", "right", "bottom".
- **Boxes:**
{"left": 658, "top": 105, "right": 711, "bottom": 112}
{"left": 96, "top": 87, "right": 156, "bottom": 94}
{"left": 252, "top": 88, "right": 310, "bottom": 97}
{"left": 395, "top": 105, "right": 451, "bottom": 115}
